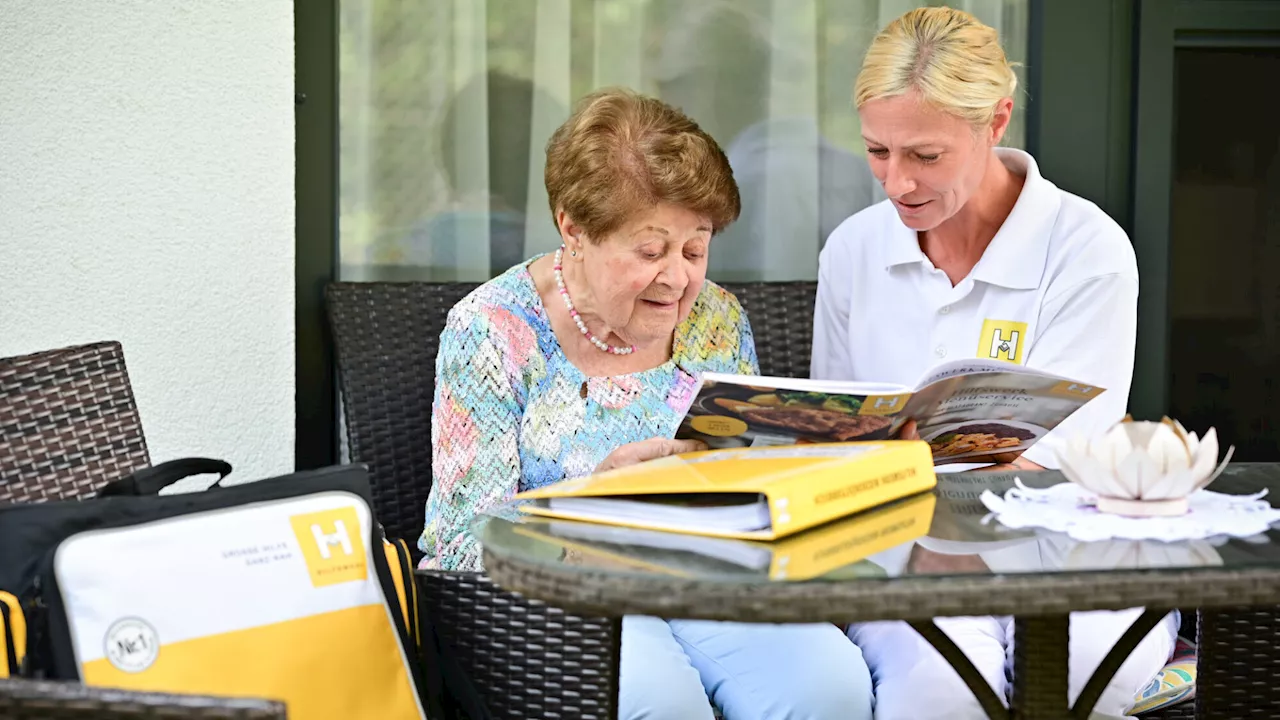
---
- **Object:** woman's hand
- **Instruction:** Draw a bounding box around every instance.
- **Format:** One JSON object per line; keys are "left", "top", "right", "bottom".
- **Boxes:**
{"left": 896, "top": 419, "right": 1043, "bottom": 472}
{"left": 897, "top": 418, "right": 920, "bottom": 440}
{"left": 595, "top": 438, "right": 708, "bottom": 473}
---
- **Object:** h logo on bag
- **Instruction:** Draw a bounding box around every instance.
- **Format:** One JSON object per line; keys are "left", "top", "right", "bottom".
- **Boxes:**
{"left": 311, "top": 520, "right": 354, "bottom": 559}
{"left": 290, "top": 507, "right": 368, "bottom": 588}
{"left": 978, "top": 319, "right": 1028, "bottom": 364}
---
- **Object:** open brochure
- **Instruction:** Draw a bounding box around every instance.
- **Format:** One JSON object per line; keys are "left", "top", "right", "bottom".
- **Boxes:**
{"left": 675, "top": 358, "right": 1104, "bottom": 465}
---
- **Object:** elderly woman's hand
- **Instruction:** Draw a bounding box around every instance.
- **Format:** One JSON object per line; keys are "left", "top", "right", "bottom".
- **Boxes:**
{"left": 595, "top": 438, "right": 708, "bottom": 473}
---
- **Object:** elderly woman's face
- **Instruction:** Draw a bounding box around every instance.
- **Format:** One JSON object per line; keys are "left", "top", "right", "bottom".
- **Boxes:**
{"left": 859, "top": 92, "right": 994, "bottom": 232}
{"left": 579, "top": 203, "right": 711, "bottom": 345}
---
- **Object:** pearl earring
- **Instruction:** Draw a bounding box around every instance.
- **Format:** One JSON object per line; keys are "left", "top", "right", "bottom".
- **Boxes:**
{"left": 570, "top": 250, "right": 577, "bottom": 257}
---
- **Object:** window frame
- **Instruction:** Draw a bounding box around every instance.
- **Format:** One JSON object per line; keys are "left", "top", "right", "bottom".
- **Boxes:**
{"left": 295, "top": 0, "right": 339, "bottom": 469}
{"left": 293, "top": 0, "right": 1117, "bottom": 468}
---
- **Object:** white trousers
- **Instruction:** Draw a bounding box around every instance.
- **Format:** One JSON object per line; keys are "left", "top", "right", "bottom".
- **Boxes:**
{"left": 848, "top": 609, "right": 1179, "bottom": 720}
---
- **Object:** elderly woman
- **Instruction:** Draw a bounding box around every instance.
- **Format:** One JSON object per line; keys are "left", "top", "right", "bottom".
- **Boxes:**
{"left": 812, "top": 7, "right": 1177, "bottom": 720}
{"left": 422, "top": 88, "right": 873, "bottom": 720}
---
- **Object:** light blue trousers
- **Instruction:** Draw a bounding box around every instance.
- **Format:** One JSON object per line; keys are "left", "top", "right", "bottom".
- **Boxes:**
{"left": 619, "top": 615, "right": 874, "bottom": 720}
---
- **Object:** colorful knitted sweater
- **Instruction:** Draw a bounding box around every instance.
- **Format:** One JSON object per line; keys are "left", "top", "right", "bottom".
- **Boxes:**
{"left": 420, "top": 262, "right": 758, "bottom": 570}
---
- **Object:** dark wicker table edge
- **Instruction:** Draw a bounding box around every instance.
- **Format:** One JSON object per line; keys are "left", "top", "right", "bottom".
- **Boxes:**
{"left": 483, "top": 550, "right": 1280, "bottom": 623}
{"left": 0, "top": 678, "right": 287, "bottom": 718}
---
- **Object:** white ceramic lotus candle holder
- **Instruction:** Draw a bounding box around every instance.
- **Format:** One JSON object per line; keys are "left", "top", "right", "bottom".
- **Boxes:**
{"left": 1056, "top": 416, "right": 1234, "bottom": 517}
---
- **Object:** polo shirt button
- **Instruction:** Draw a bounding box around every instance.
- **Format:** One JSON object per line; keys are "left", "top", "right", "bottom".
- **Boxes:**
{"left": 939, "top": 305, "right": 951, "bottom": 315}
{"left": 935, "top": 345, "right": 947, "bottom": 358}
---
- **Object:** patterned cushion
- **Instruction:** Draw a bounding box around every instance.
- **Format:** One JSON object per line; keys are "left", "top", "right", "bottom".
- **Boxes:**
{"left": 1125, "top": 636, "right": 1196, "bottom": 715}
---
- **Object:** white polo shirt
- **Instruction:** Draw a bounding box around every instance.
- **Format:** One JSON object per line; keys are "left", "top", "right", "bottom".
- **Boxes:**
{"left": 811, "top": 148, "right": 1138, "bottom": 468}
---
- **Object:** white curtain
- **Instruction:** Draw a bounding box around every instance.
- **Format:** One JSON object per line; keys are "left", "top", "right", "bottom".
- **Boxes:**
{"left": 757, "top": 0, "right": 821, "bottom": 281}
{"left": 522, "top": 0, "right": 573, "bottom": 260}
{"left": 450, "top": 0, "right": 492, "bottom": 277}
{"left": 338, "top": 0, "right": 1029, "bottom": 282}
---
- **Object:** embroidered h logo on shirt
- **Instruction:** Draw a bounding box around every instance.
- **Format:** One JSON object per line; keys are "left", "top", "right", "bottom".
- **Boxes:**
{"left": 978, "top": 320, "right": 1028, "bottom": 364}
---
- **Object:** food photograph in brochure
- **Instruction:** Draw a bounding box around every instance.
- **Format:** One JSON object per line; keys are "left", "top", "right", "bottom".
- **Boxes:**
{"left": 676, "top": 358, "right": 1106, "bottom": 465}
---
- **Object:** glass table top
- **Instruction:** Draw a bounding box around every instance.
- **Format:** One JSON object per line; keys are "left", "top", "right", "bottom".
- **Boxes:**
{"left": 473, "top": 464, "right": 1280, "bottom": 585}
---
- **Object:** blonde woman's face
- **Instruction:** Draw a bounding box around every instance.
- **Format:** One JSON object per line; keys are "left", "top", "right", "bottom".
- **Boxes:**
{"left": 573, "top": 203, "right": 711, "bottom": 346}
{"left": 859, "top": 92, "right": 993, "bottom": 232}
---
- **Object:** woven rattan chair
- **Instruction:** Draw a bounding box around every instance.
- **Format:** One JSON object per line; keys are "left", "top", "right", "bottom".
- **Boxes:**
{"left": 720, "top": 281, "right": 817, "bottom": 378}
{"left": 0, "top": 679, "right": 286, "bottom": 719}
{"left": 0, "top": 343, "right": 287, "bottom": 718}
{"left": 324, "top": 280, "right": 821, "bottom": 719}
{"left": 325, "top": 282, "right": 480, "bottom": 548}
{"left": 0, "top": 341, "right": 151, "bottom": 504}
{"left": 418, "top": 569, "right": 620, "bottom": 720}
{"left": 326, "top": 281, "right": 616, "bottom": 719}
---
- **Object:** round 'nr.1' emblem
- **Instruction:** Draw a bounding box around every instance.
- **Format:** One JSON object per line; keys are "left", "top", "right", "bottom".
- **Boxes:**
{"left": 104, "top": 617, "right": 160, "bottom": 673}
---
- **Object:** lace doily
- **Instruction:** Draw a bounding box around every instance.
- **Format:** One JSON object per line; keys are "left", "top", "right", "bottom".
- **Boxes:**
{"left": 979, "top": 480, "right": 1280, "bottom": 542}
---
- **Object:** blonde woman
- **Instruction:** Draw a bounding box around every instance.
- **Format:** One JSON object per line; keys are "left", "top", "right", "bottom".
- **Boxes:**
{"left": 812, "top": 7, "right": 1177, "bottom": 719}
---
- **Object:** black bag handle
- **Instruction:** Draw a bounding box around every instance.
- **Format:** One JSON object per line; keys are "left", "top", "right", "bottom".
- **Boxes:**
{"left": 97, "top": 458, "right": 234, "bottom": 497}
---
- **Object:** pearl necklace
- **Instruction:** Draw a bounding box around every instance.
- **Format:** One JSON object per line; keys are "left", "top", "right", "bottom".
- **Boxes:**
{"left": 554, "top": 245, "right": 636, "bottom": 355}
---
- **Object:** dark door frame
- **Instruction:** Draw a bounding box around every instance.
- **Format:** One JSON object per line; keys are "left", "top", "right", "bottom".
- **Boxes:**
{"left": 295, "top": 0, "right": 339, "bottom": 469}
{"left": 1129, "top": 0, "right": 1280, "bottom": 421}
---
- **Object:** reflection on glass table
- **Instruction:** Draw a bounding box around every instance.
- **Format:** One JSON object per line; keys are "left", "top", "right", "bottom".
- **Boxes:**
{"left": 476, "top": 467, "right": 1280, "bottom": 585}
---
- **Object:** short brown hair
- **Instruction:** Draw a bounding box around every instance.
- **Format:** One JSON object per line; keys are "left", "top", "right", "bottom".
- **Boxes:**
{"left": 544, "top": 88, "right": 740, "bottom": 241}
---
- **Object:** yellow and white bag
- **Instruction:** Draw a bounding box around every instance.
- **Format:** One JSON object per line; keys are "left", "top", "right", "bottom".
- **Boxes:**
{"left": 0, "top": 464, "right": 427, "bottom": 720}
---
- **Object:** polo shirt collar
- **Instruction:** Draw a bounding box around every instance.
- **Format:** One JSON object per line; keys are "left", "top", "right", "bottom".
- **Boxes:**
{"left": 883, "top": 148, "right": 1061, "bottom": 290}
{"left": 970, "top": 149, "right": 1060, "bottom": 289}
{"left": 883, "top": 215, "right": 928, "bottom": 268}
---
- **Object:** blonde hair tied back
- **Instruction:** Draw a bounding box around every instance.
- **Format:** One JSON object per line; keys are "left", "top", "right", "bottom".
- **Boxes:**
{"left": 855, "top": 6, "right": 1019, "bottom": 128}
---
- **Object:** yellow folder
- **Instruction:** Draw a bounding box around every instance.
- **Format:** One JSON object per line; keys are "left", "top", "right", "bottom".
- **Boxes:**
{"left": 515, "top": 441, "right": 937, "bottom": 541}
{"left": 515, "top": 490, "right": 936, "bottom": 581}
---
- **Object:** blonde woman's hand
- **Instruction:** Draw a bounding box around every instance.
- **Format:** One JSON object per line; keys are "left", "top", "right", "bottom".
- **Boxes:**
{"left": 595, "top": 438, "right": 708, "bottom": 473}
